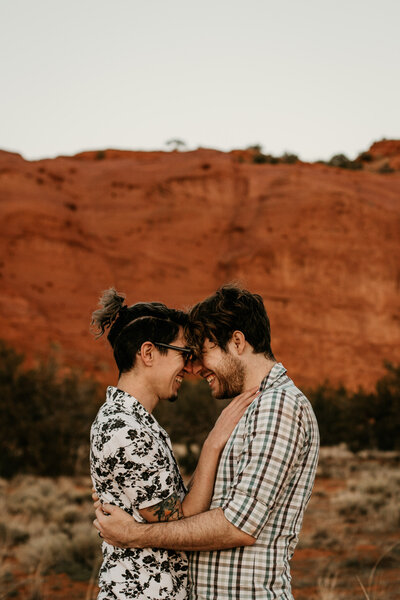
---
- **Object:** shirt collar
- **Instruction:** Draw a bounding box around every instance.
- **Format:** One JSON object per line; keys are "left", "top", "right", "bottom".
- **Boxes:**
{"left": 106, "top": 386, "right": 168, "bottom": 438}
{"left": 259, "top": 362, "right": 288, "bottom": 392}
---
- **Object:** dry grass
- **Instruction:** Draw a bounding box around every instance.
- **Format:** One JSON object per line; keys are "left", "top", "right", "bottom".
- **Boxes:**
{"left": 332, "top": 459, "right": 400, "bottom": 532}
{"left": 292, "top": 446, "right": 400, "bottom": 600}
{"left": 1, "top": 448, "right": 400, "bottom": 599}
{"left": 318, "top": 572, "right": 338, "bottom": 600}
{"left": 0, "top": 475, "right": 101, "bottom": 599}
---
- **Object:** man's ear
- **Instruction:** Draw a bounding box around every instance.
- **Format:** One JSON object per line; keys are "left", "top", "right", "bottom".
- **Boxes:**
{"left": 139, "top": 342, "right": 155, "bottom": 366}
{"left": 231, "top": 330, "right": 246, "bottom": 355}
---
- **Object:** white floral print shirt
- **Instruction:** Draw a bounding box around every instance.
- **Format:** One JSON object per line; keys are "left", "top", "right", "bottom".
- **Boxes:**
{"left": 91, "top": 386, "right": 188, "bottom": 600}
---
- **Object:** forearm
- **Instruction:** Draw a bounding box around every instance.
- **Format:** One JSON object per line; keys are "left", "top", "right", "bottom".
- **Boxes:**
{"left": 181, "top": 438, "right": 221, "bottom": 517}
{"left": 124, "top": 507, "right": 255, "bottom": 551}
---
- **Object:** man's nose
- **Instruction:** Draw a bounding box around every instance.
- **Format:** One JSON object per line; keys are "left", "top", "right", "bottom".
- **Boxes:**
{"left": 189, "top": 358, "right": 203, "bottom": 376}
{"left": 183, "top": 361, "right": 194, "bottom": 375}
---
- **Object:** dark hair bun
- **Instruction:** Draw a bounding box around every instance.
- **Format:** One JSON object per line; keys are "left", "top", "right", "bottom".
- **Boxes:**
{"left": 91, "top": 288, "right": 126, "bottom": 338}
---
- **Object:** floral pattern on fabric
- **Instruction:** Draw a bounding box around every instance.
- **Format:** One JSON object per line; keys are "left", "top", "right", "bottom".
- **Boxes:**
{"left": 91, "top": 386, "right": 188, "bottom": 600}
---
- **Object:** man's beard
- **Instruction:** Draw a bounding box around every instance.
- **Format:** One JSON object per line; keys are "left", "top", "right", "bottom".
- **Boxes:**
{"left": 213, "top": 353, "right": 245, "bottom": 399}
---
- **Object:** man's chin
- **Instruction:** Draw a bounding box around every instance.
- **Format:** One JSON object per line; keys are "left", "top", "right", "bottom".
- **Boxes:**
{"left": 166, "top": 394, "right": 178, "bottom": 403}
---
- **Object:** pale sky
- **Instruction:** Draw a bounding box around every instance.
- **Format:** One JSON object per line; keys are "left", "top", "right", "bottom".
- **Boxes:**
{"left": 1, "top": 0, "right": 399, "bottom": 162}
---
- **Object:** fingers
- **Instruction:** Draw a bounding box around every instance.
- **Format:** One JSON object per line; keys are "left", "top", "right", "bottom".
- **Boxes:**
{"left": 101, "top": 503, "right": 113, "bottom": 515}
{"left": 94, "top": 500, "right": 101, "bottom": 509}
{"left": 95, "top": 505, "right": 109, "bottom": 522}
{"left": 91, "top": 487, "right": 100, "bottom": 504}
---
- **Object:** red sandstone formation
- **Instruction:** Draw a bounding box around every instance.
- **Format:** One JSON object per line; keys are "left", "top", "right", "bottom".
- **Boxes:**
{"left": 0, "top": 142, "right": 399, "bottom": 391}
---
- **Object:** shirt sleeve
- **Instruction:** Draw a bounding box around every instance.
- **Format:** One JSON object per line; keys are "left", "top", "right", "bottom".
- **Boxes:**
{"left": 221, "top": 390, "right": 306, "bottom": 538}
{"left": 102, "top": 423, "right": 177, "bottom": 510}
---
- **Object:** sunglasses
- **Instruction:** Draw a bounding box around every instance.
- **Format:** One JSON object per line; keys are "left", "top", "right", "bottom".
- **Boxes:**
{"left": 154, "top": 342, "right": 194, "bottom": 364}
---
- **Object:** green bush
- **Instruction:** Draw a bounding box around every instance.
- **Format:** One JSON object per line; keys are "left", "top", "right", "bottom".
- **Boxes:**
{"left": 252, "top": 152, "right": 269, "bottom": 164}
{"left": 308, "top": 363, "right": 400, "bottom": 451}
{"left": 328, "top": 153, "right": 362, "bottom": 170}
{"left": 357, "top": 151, "right": 373, "bottom": 162}
{"left": 0, "top": 340, "right": 101, "bottom": 478}
{"left": 280, "top": 152, "right": 299, "bottom": 164}
{"left": 154, "top": 379, "right": 222, "bottom": 446}
{"left": 1, "top": 338, "right": 398, "bottom": 479}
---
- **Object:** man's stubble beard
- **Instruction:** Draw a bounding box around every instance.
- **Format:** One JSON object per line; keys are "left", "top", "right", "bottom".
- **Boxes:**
{"left": 213, "top": 353, "right": 245, "bottom": 400}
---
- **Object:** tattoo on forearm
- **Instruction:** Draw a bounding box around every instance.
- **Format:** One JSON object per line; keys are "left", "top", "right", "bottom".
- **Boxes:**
{"left": 151, "top": 494, "right": 183, "bottom": 522}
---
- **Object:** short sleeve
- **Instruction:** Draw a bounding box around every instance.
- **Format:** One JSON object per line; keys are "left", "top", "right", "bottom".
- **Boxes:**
{"left": 103, "top": 424, "right": 177, "bottom": 509}
{"left": 222, "top": 391, "right": 306, "bottom": 538}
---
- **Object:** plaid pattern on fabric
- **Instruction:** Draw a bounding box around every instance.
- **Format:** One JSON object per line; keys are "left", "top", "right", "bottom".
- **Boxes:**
{"left": 188, "top": 363, "right": 319, "bottom": 600}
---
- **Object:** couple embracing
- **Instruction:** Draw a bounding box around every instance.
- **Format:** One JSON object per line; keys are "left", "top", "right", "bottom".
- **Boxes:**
{"left": 90, "top": 284, "right": 319, "bottom": 600}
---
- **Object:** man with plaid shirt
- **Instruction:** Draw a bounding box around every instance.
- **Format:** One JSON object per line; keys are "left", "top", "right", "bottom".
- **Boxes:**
{"left": 94, "top": 285, "right": 320, "bottom": 599}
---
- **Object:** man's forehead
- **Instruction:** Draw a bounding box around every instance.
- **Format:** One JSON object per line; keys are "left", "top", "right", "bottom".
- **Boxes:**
{"left": 202, "top": 338, "right": 218, "bottom": 351}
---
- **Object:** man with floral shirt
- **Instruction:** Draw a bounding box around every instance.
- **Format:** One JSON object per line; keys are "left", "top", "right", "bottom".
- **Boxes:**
{"left": 94, "top": 286, "right": 320, "bottom": 600}
{"left": 91, "top": 385, "right": 189, "bottom": 599}
{"left": 90, "top": 288, "right": 257, "bottom": 600}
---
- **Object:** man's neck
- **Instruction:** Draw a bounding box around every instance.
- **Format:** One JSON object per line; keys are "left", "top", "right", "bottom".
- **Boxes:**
{"left": 244, "top": 356, "right": 276, "bottom": 390}
{"left": 117, "top": 373, "right": 158, "bottom": 414}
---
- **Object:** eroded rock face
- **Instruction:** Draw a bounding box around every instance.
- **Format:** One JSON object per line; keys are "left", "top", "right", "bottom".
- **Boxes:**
{"left": 368, "top": 140, "right": 400, "bottom": 170}
{"left": 0, "top": 145, "right": 399, "bottom": 391}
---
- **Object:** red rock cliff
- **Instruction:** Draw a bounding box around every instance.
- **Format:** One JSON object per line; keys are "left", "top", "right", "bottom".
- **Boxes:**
{"left": 0, "top": 144, "right": 399, "bottom": 391}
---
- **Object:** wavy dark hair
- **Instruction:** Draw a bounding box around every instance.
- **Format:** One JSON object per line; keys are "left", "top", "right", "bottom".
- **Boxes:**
{"left": 91, "top": 288, "right": 188, "bottom": 374}
{"left": 186, "top": 284, "right": 275, "bottom": 359}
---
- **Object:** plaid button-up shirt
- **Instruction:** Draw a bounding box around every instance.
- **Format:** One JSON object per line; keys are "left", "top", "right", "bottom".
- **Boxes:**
{"left": 188, "top": 363, "right": 319, "bottom": 600}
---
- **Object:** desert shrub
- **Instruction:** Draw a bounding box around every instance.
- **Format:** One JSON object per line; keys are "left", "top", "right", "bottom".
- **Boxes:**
{"left": 357, "top": 151, "right": 373, "bottom": 162}
{"left": 247, "top": 145, "right": 280, "bottom": 165}
{"left": 253, "top": 153, "right": 279, "bottom": 165}
{"left": 328, "top": 153, "right": 350, "bottom": 167}
{"left": 280, "top": 152, "right": 299, "bottom": 164}
{"left": 308, "top": 363, "right": 400, "bottom": 451}
{"left": 308, "top": 384, "right": 352, "bottom": 446}
{"left": 0, "top": 340, "right": 101, "bottom": 478}
{"left": 328, "top": 153, "right": 362, "bottom": 170}
{"left": 0, "top": 521, "right": 29, "bottom": 545}
{"left": 166, "top": 138, "right": 187, "bottom": 151}
{"left": 335, "top": 490, "right": 369, "bottom": 519}
{"left": 252, "top": 152, "right": 269, "bottom": 164}
{"left": 3, "top": 475, "right": 101, "bottom": 582}
{"left": 334, "top": 466, "right": 400, "bottom": 531}
{"left": 17, "top": 520, "right": 100, "bottom": 581}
